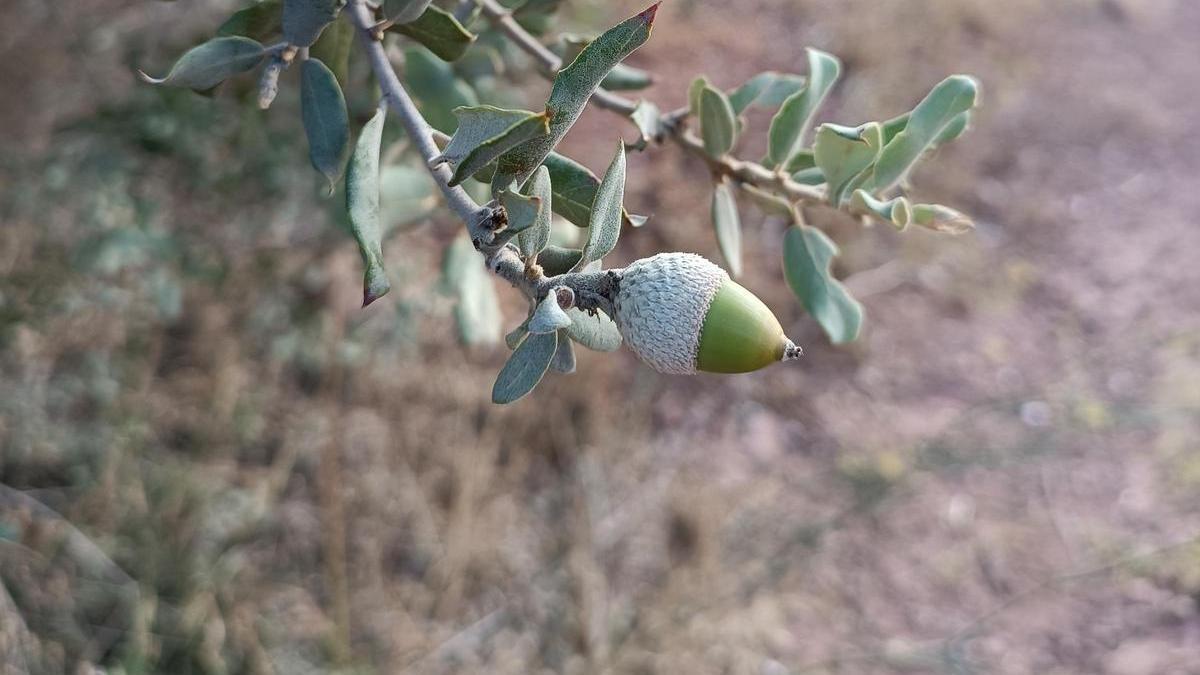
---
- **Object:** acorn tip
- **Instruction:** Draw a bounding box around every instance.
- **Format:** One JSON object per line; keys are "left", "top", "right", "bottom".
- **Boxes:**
{"left": 782, "top": 338, "right": 803, "bottom": 362}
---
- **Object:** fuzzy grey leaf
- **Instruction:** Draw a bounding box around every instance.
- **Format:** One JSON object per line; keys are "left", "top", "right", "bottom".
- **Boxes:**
{"left": 492, "top": 331, "right": 557, "bottom": 403}
{"left": 139, "top": 37, "right": 266, "bottom": 92}
{"left": 347, "top": 105, "right": 389, "bottom": 306}
{"left": 572, "top": 143, "right": 625, "bottom": 271}
{"left": 301, "top": 58, "right": 350, "bottom": 191}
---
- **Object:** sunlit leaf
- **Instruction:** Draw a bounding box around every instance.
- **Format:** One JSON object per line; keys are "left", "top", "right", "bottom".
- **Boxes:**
{"left": 300, "top": 57, "right": 350, "bottom": 191}
{"left": 346, "top": 105, "right": 389, "bottom": 305}
{"left": 498, "top": 188, "right": 542, "bottom": 235}
{"left": 565, "top": 308, "right": 621, "bottom": 352}
{"left": 813, "top": 122, "right": 883, "bottom": 206}
{"left": 389, "top": 5, "right": 476, "bottom": 62}
{"left": 711, "top": 179, "right": 742, "bottom": 277}
{"left": 782, "top": 222, "right": 863, "bottom": 344}
{"left": 572, "top": 143, "right": 625, "bottom": 271}
{"left": 541, "top": 152, "right": 640, "bottom": 229}
{"left": 528, "top": 294, "right": 572, "bottom": 334}
{"left": 559, "top": 34, "right": 653, "bottom": 91}
{"left": 869, "top": 75, "right": 979, "bottom": 192}
{"left": 848, "top": 189, "right": 911, "bottom": 230}
{"left": 439, "top": 105, "right": 549, "bottom": 186}
{"left": 139, "top": 37, "right": 266, "bottom": 92}
{"left": 911, "top": 203, "right": 974, "bottom": 234}
{"left": 494, "top": 3, "right": 658, "bottom": 187}
{"left": 518, "top": 165, "right": 553, "bottom": 258}
{"left": 766, "top": 48, "right": 841, "bottom": 168}
{"left": 629, "top": 99, "right": 662, "bottom": 148}
{"left": 728, "top": 71, "right": 806, "bottom": 114}
{"left": 688, "top": 75, "right": 710, "bottom": 116}
{"left": 699, "top": 85, "right": 737, "bottom": 158}
{"left": 492, "top": 331, "right": 557, "bottom": 403}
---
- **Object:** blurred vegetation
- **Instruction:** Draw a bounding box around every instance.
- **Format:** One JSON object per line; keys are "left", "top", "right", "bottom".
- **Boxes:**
{"left": 3, "top": 0, "right": 1200, "bottom": 674}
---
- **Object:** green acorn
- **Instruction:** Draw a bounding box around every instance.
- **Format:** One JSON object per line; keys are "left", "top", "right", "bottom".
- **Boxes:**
{"left": 613, "top": 252, "right": 801, "bottom": 374}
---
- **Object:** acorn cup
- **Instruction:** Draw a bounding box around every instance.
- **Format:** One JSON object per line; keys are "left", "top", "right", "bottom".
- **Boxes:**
{"left": 612, "top": 252, "right": 802, "bottom": 374}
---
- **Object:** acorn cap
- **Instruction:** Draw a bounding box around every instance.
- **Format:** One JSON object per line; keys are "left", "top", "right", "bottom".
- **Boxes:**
{"left": 614, "top": 252, "right": 798, "bottom": 374}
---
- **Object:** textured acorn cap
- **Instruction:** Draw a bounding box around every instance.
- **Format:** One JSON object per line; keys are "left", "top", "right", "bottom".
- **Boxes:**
{"left": 614, "top": 252, "right": 797, "bottom": 374}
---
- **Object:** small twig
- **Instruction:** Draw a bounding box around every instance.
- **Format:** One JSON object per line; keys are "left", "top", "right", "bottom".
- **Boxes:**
{"left": 257, "top": 55, "right": 286, "bottom": 109}
{"left": 477, "top": 0, "right": 826, "bottom": 206}
{"left": 347, "top": 0, "right": 620, "bottom": 312}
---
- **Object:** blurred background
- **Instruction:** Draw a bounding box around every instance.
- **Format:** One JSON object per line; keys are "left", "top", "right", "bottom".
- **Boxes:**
{"left": 3, "top": 0, "right": 1200, "bottom": 673}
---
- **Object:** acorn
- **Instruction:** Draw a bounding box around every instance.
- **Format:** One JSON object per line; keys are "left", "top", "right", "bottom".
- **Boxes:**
{"left": 612, "top": 252, "right": 802, "bottom": 374}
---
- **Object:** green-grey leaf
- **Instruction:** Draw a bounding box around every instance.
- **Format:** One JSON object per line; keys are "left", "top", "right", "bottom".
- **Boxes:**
{"left": 572, "top": 143, "right": 625, "bottom": 271}
{"left": 541, "top": 152, "right": 639, "bottom": 229}
{"left": 848, "top": 190, "right": 911, "bottom": 230}
{"left": 492, "top": 331, "right": 557, "bottom": 403}
{"left": 741, "top": 184, "right": 794, "bottom": 219}
{"left": 602, "top": 63, "right": 652, "bottom": 91}
{"left": 440, "top": 105, "right": 549, "bottom": 186}
{"left": 550, "top": 330, "right": 577, "bottom": 373}
{"left": 283, "top": 0, "right": 344, "bottom": 47}
{"left": 699, "top": 85, "right": 737, "bottom": 158}
{"left": 494, "top": 3, "right": 657, "bottom": 187}
{"left": 910, "top": 203, "right": 974, "bottom": 234}
{"left": 889, "top": 107, "right": 974, "bottom": 149}
{"left": 444, "top": 235, "right": 502, "bottom": 346}
{"left": 139, "top": 37, "right": 266, "bottom": 92}
{"left": 385, "top": 0, "right": 432, "bottom": 23}
{"left": 565, "top": 308, "right": 621, "bottom": 352}
{"left": 498, "top": 188, "right": 542, "bottom": 235}
{"left": 380, "top": 164, "right": 438, "bottom": 230}
{"left": 538, "top": 245, "right": 583, "bottom": 276}
{"left": 766, "top": 48, "right": 841, "bottom": 168}
{"left": 728, "top": 71, "right": 806, "bottom": 114}
{"left": 688, "top": 75, "right": 710, "bottom": 116}
{"left": 301, "top": 58, "right": 350, "bottom": 191}
{"left": 218, "top": 0, "right": 283, "bottom": 42}
{"left": 347, "top": 105, "right": 389, "bottom": 306}
{"left": 870, "top": 75, "right": 979, "bottom": 192}
{"left": 813, "top": 122, "right": 883, "bottom": 206}
{"left": 504, "top": 321, "right": 528, "bottom": 350}
{"left": 310, "top": 15, "right": 352, "bottom": 84}
{"left": 791, "top": 166, "right": 825, "bottom": 185}
{"left": 630, "top": 99, "right": 662, "bottom": 148}
{"left": 933, "top": 111, "right": 971, "bottom": 146}
{"left": 559, "top": 34, "right": 652, "bottom": 91}
{"left": 389, "top": 5, "right": 476, "bottom": 62}
{"left": 528, "top": 294, "right": 572, "bottom": 334}
{"left": 518, "top": 165, "right": 553, "bottom": 258}
{"left": 782, "top": 223, "right": 863, "bottom": 344}
{"left": 783, "top": 149, "right": 816, "bottom": 173}
{"left": 711, "top": 180, "right": 742, "bottom": 277}
{"left": 404, "top": 46, "right": 478, "bottom": 133}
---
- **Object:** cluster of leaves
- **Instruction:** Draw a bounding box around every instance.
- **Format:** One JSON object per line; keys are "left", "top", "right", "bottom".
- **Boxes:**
{"left": 140, "top": 0, "right": 979, "bottom": 403}
{"left": 683, "top": 51, "right": 979, "bottom": 344}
